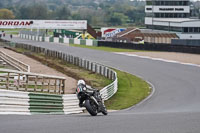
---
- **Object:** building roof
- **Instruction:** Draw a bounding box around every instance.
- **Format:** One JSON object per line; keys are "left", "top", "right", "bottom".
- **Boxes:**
{"left": 115, "top": 28, "right": 139, "bottom": 38}
{"left": 142, "top": 33, "right": 179, "bottom": 38}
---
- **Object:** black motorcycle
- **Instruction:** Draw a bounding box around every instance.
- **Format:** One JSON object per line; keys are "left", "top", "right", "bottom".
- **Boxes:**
{"left": 76, "top": 84, "right": 108, "bottom": 116}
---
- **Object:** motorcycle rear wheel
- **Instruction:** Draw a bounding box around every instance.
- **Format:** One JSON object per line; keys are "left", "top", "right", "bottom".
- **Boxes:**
{"left": 85, "top": 99, "right": 98, "bottom": 116}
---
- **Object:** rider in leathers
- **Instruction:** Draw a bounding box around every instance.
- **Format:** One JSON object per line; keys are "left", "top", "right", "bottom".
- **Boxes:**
{"left": 76, "top": 80, "right": 101, "bottom": 107}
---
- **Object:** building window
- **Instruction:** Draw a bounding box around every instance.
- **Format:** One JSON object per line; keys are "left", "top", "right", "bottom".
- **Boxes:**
{"left": 183, "top": 27, "right": 189, "bottom": 33}
{"left": 146, "top": 8, "right": 152, "bottom": 11}
{"left": 189, "top": 27, "right": 193, "bottom": 32}
{"left": 146, "top": 13, "right": 153, "bottom": 17}
{"left": 183, "top": 27, "right": 200, "bottom": 33}
{"left": 153, "top": 13, "right": 189, "bottom": 18}
{"left": 194, "top": 27, "right": 199, "bottom": 33}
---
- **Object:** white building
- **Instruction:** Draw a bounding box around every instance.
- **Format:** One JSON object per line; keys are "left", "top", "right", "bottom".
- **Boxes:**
{"left": 145, "top": 0, "right": 200, "bottom": 39}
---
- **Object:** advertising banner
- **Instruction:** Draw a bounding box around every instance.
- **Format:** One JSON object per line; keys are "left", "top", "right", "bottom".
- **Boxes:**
{"left": 0, "top": 20, "right": 87, "bottom": 29}
{"left": 101, "top": 28, "right": 125, "bottom": 38}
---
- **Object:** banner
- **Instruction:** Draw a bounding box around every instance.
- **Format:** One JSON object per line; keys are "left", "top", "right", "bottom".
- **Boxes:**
{"left": 0, "top": 20, "right": 87, "bottom": 29}
{"left": 101, "top": 28, "right": 125, "bottom": 38}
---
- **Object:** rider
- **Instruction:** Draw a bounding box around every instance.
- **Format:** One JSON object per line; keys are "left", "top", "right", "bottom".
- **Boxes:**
{"left": 76, "top": 80, "right": 101, "bottom": 107}
{"left": 77, "top": 80, "right": 87, "bottom": 107}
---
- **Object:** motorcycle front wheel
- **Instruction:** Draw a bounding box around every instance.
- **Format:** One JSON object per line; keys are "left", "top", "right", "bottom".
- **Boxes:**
{"left": 85, "top": 99, "right": 98, "bottom": 116}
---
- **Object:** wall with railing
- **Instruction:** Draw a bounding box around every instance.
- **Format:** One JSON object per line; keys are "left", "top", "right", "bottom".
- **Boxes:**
{"left": 0, "top": 50, "right": 30, "bottom": 72}
{"left": 0, "top": 69, "right": 66, "bottom": 94}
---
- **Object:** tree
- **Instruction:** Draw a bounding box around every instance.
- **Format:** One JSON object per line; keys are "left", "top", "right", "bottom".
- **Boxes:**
{"left": 125, "top": 6, "right": 145, "bottom": 25}
{"left": 108, "top": 13, "right": 129, "bottom": 26}
{"left": 0, "top": 8, "right": 15, "bottom": 19}
{"left": 17, "top": 4, "right": 49, "bottom": 19}
{"left": 30, "top": 3, "right": 49, "bottom": 19}
{"left": 17, "top": 6, "right": 30, "bottom": 19}
{"left": 73, "top": 8, "right": 95, "bottom": 23}
{"left": 54, "top": 6, "right": 71, "bottom": 20}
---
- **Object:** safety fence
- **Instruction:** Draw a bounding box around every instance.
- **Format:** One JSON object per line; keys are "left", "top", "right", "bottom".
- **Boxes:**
{"left": 20, "top": 34, "right": 98, "bottom": 46}
{"left": 0, "top": 50, "right": 30, "bottom": 72}
{"left": 0, "top": 89, "right": 82, "bottom": 114}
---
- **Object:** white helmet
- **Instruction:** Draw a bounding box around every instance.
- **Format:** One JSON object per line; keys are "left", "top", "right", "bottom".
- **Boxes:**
{"left": 77, "top": 80, "right": 86, "bottom": 86}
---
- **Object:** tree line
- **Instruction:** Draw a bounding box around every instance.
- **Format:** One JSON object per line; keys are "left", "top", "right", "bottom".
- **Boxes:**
{"left": 0, "top": 0, "right": 145, "bottom": 27}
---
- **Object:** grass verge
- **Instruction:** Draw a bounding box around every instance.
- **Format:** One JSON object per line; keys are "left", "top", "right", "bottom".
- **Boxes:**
{"left": 70, "top": 44, "right": 144, "bottom": 52}
{"left": 7, "top": 47, "right": 151, "bottom": 110}
{"left": 8, "top": 32, "right": 19, "bottom": 35}
{"left": 105, "top": 69, "right": 151, "bottom": 110}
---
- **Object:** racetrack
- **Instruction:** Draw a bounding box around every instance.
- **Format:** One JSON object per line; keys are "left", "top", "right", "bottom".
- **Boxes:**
{"left": 1, "top": 36, "right": 200, "bottom": 133}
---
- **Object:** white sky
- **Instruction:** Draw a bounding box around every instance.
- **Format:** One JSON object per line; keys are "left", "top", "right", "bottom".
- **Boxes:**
{"left": 139, "top": 0, "right": 200, "bottom": 1}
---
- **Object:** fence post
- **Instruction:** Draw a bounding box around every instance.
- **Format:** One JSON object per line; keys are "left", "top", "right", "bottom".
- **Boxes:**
{"left": 25, "top": 75, "right": 28, "bottom": 91}
{"left": 103, "top": 67, "right": 106, "bottom": 77}
{"left": 6, "top": 72, "right": 10, "bottom": 89}
{"left": 34, "top": 76, "right": 38, "bottom": 92}
{"left": 42, "top": 77, "right": 45, "bottom": 92}
{"left": 99, "top": 66, "right": 102, "bottom": 75}
{"left": 63, "top": 79, "right": 65, "bottom": 94}
{"left": 86, "top": 61, "right": 89, "bottom": 70}
{"left": 95, "top": 64, "right": 97, "bottom": 73}
{"left": 48, "top": 79, "right": 51, "bottom": 93}
{"left": 17, "top": 73, "right": 20, "bottom": 91}
{"left": 54, "top": 79, "right": 57, "bottom": 94}
{"left": 107, "top": 69, "right": 110, "bottom": 79}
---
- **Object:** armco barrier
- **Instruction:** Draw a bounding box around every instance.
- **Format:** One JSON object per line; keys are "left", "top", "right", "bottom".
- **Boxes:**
{"left": 0, "top": 50, "right": 30, "bottom": 72}
{"left": 20, "top": 33, "right": 98, "bottom": 46}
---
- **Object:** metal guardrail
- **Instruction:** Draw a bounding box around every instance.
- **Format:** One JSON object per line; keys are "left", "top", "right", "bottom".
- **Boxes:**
{"left": 100, "top": 73, "right": 118, "bottom": 100}
{"left": 0, "top": 50, "right": 30, "bottom": 72}
{"left": 13, "top": 43, "right": 118, "bottom": 100}
{"left": 0, "top": 69, "right": 66, "bottom": 94}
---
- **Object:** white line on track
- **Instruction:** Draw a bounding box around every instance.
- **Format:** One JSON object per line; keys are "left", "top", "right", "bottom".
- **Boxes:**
{"left": 116, "top": 53, "right": 200, "bottom": 68}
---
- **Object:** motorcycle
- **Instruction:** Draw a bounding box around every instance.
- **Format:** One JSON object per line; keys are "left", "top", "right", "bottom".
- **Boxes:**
{"left": 76, "top": 83, "right": 107, "bottom": 116}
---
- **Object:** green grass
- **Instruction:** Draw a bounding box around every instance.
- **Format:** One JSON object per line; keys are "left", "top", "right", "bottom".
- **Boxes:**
{"left": 70, "top": 44, "right": 144, "bottom": 52}
{"left": 8, "top": 32, "right": 19, "bottom": 35}
{"left": 0, "top": 29, "right": 20, "bottom": 31}
{"left": 105, "top": 69, "right": 151, "bottom": 110}
{"left": 0, "top": 66, "right": 6, "bottom": 73}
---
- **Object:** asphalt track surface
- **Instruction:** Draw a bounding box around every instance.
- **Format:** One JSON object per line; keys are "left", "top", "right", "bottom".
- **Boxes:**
{"left": 1, "top": 36, "right": 200, "bottom": 133}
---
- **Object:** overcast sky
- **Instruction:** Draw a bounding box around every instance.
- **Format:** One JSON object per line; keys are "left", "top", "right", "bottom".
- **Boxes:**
{"left": 140, "top": 0, "right": 200, "bottom": 1}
